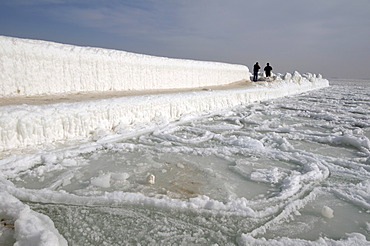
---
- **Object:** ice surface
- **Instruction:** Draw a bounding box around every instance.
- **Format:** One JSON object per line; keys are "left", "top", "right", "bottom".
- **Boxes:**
{"left": 1, "top": 79, "right": 369, "bottom": 245}
{"left": 0, "top": 36, "right": 248, "bottom": 97}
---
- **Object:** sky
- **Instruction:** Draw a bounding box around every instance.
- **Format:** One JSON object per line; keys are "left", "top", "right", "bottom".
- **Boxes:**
{"left": 0, "top": 0, "right": 369, "bottom": 79}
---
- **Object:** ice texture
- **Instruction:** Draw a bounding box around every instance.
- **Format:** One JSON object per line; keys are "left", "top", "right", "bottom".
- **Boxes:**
{"left": 0, "top": 191, "right": 67, "bottom": 246}
{"left": 0, "top": 36, "right": 248, "bottom": 97}
{"left": 90, "top": 173, "right": 111, "bottom": 188}
{"left": 1, "top": 79, "right": 369, "bottom": 246}
{"left": 0, "top": 76, "right": 328, "bottom": 151}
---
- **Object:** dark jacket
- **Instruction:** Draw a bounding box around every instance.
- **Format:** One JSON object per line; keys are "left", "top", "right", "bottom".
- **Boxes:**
{"left": 264, "top": 65, "right": 272, "bottom": 75}
{"left": 253, "top": 63, "right": 260, "bottom": 73}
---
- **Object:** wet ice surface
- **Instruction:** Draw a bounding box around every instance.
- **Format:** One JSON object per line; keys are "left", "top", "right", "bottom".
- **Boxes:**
{"left": 2, "top": 79, "right": 370, "bottom": 245}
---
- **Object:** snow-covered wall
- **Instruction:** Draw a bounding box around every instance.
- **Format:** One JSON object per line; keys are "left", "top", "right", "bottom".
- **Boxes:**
{"left": 0, "top": 36, "right": 330, "bottom": 151}
{"left": 0, "top": 36, "right": 248, "bottom": 97}
{"left": 0, "top": 76, "right": 329, "bottom": 151}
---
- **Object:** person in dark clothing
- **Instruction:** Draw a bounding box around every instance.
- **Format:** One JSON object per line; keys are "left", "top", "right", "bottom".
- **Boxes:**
{"left": 253, "top": 62, "right": 260, "bottom": 82}
{"left": 264, "top": 63, "right": 273, "bottom": 78}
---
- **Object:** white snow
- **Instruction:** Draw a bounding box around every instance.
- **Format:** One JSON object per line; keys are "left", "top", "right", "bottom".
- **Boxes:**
{"left": 0, "top": 73, "right": 329, "bottom": 151}
{"left": 0, "top": 36, "right": 248, "bottom": 97}
{"left": 0, "top": 191, "right": 67, "bottom": 246}
{"left": 0, "top": 36, "right": 329, "bottom": 151}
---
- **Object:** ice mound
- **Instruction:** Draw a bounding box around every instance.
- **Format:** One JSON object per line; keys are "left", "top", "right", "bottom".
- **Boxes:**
{"left": 0, "top": 191, "right": 67, "bottom": 246}
{"left": 321, "top": 206, "right": 334, "bottom": 219}
{"left": 91, "top": 173, "right": 111, "bottom": 188}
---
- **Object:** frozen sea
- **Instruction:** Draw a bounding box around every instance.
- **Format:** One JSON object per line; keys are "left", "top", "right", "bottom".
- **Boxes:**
{"left": 1, "top": 79, "right": 369, "bottom": 245}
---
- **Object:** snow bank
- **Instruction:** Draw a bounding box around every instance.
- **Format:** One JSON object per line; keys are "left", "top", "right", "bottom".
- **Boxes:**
{"left": 0, "top": 191, "right": 67, "bottom": 246}
{"left": 0, "top": 76, "right": 328, "bottom": 151}
{"left": 238, "top": 233, "right": 368, "bottom": 246}
{"left": 0, "top": 36, "right": 248, "bottom": 97}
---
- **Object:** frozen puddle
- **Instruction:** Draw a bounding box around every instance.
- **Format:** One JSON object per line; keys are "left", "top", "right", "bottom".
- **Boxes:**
{"left": 12, "top": 146, "right": 276, "bottom": 202}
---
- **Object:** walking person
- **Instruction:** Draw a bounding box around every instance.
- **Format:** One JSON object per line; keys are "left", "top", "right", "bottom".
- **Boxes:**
{"left": 264, "top": 63, "right": 273, "bottom": 78}
{"left": 253, "top": 62, "right": 260, "bottom": 82}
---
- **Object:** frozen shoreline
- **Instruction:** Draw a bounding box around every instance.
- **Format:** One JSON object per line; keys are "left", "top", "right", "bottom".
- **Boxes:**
{"left": 1, "top": 79, "right": 369, "bottom": 246}
{"left": 0, "top": 76, "right": 329, "bottom": 152}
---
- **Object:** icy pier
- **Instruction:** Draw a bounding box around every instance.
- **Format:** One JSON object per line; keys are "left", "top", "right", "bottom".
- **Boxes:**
{"left": 0, "top": 36, "right": 328, "bottom": 151}
{"left": 0, "top": 76, "right": 328, "bottom": 151}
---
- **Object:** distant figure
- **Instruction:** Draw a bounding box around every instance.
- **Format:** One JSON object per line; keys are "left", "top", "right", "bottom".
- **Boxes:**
{"left": 253, "top": 62, "right": 260, "bottom": 82}
{"left": 264, "top": 63, "right": 273, "bottom": 78}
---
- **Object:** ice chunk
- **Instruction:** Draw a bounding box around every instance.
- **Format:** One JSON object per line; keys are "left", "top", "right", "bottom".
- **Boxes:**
{"left": 292, "top": 71, "right": 302, "bottom": 83}
{"left": 283, "top": 72, "right": 292, "bottom": 81}
{"left": 90, "top": 173, "right": 111, "bottom": 188}
{"left": 321, "top": 205, "right": 334, "bottom": 218}
{"left": 111, "top": 172, "right": 130, "bottom": 180}
{"left": 146, "top": 173, "right": 155, "bottom": 184}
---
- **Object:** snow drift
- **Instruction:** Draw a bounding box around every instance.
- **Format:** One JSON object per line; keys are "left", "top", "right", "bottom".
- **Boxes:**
{"left": 0, "top": 36, "right": 248, "bottom": 97}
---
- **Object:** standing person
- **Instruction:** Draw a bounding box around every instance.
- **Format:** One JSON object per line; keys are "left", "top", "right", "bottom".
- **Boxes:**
{"left": 253, "top": 62, "right": 260, "bottom": 82}
{"left": 264, "top": 63, "right": 273, "bottom": 78}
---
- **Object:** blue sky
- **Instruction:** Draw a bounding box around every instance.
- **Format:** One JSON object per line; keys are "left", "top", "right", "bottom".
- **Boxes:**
{"left": 1, "top": 0, "right": 369, "bottom": 79}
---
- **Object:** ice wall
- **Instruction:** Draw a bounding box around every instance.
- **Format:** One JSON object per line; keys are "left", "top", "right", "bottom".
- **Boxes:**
{"left": 0, "top": 36, "right": 248, "bottom": 97}
{"left": 0, "top": 76, "right": 329, "bottom": 151}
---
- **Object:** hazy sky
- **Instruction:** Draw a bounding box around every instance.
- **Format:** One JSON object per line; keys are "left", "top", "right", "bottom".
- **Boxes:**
{"left": 1, "top": 0, "right": 369, "bottom": 79}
